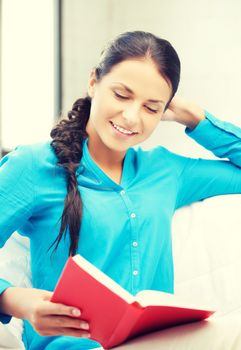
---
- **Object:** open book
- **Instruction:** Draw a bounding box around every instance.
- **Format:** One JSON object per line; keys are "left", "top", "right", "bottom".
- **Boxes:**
{"left": 51, "top": 255, "right": 215, "bottom": 349}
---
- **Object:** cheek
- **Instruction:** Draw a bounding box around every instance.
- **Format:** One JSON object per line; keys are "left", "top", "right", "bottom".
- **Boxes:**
{"left": 90, "top": 93, "right": 116, "bottom": 122}
{"left": 143, "top": 117, "right": 160, "bottom": 134}
{"left": 89, "top": 99, "right": 105, "bottom": 122}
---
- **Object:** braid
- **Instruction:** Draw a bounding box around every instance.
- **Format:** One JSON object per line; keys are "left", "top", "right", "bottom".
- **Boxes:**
{"left": 49, "top": 96, "right": 91, "bottom": 256}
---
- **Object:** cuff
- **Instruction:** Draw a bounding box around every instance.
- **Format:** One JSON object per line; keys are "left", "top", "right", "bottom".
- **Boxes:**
{"left": 185, "top": 110, "right": 241, "bottom": 149}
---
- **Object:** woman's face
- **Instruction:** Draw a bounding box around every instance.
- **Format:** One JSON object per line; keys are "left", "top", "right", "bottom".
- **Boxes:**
{"left": 86, "top": 58, "right": 172, "bottom": 153}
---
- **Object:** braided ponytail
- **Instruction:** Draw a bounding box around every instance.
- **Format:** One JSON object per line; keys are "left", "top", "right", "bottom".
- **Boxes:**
{"left": 50, "top": 96, "right": 91, "bottom": 256}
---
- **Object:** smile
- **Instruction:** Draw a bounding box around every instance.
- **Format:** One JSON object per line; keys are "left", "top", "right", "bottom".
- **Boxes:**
{"left": 110, "top": 121, "right": 138, "bottom": 136}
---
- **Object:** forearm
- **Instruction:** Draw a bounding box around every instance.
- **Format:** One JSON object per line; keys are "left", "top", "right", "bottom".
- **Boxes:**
{"left": 0, "top": 287, "right": 30, "bottom": 320}
{"left": 185, "top": 111, "right": 241, "bottom": 168}
{"left": 165, "top": 96, "right": 241, "bottom": 168}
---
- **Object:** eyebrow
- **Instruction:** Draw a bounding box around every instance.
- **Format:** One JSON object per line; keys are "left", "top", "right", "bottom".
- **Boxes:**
{"left": 112, "top": 82, "right": 165, "bottom": 104}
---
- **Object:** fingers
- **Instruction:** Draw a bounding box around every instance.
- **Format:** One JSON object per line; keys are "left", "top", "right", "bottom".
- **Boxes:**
{"left": 57, "top": 328, "right": 90, "bottom": 338}
{"left": 35, "top": 326, "right": 91, "bottom": 338}
{"left": 31, "top": 314, "right": 90, "bottom": 338}
{"left": 42, "top": 315, "right": 89, "bottom": 330}
{"left": 54, "top": 328, "right": 90, "bottom": 338}
{"left": 36, "top": 300, "right": 82, "bottom": 318}
{"left": 28, "top": 291, "right": 92, "bottom": 338}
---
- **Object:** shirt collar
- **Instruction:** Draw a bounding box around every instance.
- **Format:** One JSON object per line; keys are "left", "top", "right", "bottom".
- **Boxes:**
{"left": 77, "top": 137, "right": 136, "bottom": 190}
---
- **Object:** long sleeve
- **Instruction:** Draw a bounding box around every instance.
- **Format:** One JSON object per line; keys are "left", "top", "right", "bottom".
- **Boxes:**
{"left": 0, "top": 145, "right": 35, "bottom": 245}
{"left": 174, "top": 111, "right": 241, "bottom": 209}
{"left": 0, "top": 145, "right": 35, "bottom": 323}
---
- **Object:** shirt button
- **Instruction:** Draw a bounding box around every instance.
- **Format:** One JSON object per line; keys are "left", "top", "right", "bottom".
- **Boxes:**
{"left": 130, "top": 213, "right": 136, "bottom": 219}
{"left": 132, "top": 241, "right": 138, "bottom": 247}
{"left": 133, "top": 270, "right": 138, "bottom": 276}
{"left": 120, "top": 190, "right": 125, "bottom": 196}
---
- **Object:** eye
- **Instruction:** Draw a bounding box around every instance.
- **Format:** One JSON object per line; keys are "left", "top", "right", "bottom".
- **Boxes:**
{"left": 145, "top": 106, "right": 158, "bottom": 114}
{"left": 114, "top": 91, "right": 129, "bottom": 100}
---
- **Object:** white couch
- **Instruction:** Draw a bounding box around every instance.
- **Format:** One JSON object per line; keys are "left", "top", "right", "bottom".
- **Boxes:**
{"left": 1, "top": 194, "right": 241, "bottom": 350}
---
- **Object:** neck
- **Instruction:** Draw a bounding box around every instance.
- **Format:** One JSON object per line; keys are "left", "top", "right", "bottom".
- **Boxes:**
{"left": 86, "top": 122, "right": 126, "bottom": 171}
{"left": 88, "top": 139, "right": 125, "bottom": 170}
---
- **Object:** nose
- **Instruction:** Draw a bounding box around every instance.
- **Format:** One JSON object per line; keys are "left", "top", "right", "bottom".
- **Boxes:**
{"left": 122, "top": 102, "right": 140, "bottom": 127}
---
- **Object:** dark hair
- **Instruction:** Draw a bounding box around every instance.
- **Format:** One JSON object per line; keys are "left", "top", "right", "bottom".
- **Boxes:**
{"left": 50, "top": 30, "right": 181, "bottom": 256}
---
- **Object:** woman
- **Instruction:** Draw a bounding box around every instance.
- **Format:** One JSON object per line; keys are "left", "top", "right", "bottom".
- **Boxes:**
{"left": 0, "top": 30, "right": 241, "bottom": 350}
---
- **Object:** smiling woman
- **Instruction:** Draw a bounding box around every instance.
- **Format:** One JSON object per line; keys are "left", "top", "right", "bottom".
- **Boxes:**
{"left": 1, "top": 30, "right": 241, "bottom": 350}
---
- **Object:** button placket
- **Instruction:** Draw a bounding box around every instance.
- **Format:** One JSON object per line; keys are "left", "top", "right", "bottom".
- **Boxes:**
{"left": 118, "top": 189, "right": 140, "bottom": 294}
{"left": 129, "top": 212, "right": 140, "bottom": 292}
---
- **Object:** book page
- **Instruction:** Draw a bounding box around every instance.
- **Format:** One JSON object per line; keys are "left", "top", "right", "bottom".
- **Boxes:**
{"left": 135, "top": 290, "right": 215, "bottom": 311}
{"left": 73, "top": 255, "right": 136, "bottom": 304}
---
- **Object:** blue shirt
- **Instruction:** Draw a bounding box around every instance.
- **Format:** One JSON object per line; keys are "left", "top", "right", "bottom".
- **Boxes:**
{"left": 1, "top": 111, "right": 241, "bottom": 349}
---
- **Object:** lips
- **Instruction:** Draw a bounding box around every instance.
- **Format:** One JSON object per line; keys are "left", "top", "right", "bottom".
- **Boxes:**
{"left": 110, "top": 121, "right": 138, "bottom": 135}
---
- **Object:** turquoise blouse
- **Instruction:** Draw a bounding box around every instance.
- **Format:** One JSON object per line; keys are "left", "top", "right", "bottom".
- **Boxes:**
{"left": 1, "top": 111, "right": 241, "bottom": 349}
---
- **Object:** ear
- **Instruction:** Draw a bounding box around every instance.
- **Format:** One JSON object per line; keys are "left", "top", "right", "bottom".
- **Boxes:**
{"left": 87, "top": 69, "right": 97, "bottom": 98}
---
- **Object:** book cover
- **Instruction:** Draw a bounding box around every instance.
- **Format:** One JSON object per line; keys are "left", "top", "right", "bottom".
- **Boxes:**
{"left": 51, "top": 255, "right": 215, "bottom": 349}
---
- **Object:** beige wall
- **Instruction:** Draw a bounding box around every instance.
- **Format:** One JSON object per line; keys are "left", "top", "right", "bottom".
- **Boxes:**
{"left": 1, "top": 0, "right": 56, "bottom": 150}
{"left": 62, "top": 0, "right": 241, "bottom": 157}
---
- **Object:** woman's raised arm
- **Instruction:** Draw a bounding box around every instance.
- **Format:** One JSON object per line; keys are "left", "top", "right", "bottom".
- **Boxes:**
{"left": 162, "top": 97, "right": 241, "bottom": 208}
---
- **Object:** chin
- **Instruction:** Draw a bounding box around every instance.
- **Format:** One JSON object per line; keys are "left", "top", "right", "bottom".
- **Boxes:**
{"left": 102, "top": 138, "right": 130, "bottom": 153}
{"left": 107, "top": 143, "right": 130, "bottom": 153}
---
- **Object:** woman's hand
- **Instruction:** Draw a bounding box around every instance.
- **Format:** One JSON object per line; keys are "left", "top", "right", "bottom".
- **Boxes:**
{"left": 162, "top": 96, "right": 206, "bottom": 130}
{"left": 0, "top": 287, "right": 90, "bottom": 338}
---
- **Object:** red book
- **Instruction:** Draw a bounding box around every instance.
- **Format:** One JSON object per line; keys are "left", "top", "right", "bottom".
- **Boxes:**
{"left": 51, "top": 255, "right": 215, "bottom": 349}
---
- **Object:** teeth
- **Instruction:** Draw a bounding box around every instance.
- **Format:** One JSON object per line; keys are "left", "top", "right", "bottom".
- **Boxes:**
{"left": 111, "top": 122, "right": 135, "bottom": 135}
